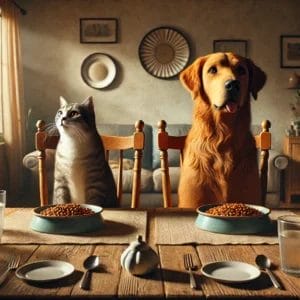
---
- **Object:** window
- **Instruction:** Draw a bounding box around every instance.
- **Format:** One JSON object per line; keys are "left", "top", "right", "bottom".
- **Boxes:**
{"left": 0, "top": 9, "right": 2, "bottom": 140}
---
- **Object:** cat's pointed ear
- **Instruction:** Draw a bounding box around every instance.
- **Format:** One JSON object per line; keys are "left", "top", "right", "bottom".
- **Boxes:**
{"left": 59, "top": 96, "right": 68, "bottom": 107}
{"left": 82, "top": 96, "right": 94, "bottom": 111}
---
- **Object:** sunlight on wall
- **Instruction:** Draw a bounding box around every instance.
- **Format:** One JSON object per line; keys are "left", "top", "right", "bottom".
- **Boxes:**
{"left": 19, "top": 0, "right": 300, "bottom": 153}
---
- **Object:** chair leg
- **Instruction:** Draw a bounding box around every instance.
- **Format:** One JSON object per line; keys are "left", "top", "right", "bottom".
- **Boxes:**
{"left": 37, "top": 149, "right": 48, "bottom": 206}
{"left": 160, "top": 149, "right": 172, "bottom": 208}
{"left": 259, "top": 149, "right": 269, "bottom": 205}
{"left": 131, "top": 149, "right": 142, "bottom": 208}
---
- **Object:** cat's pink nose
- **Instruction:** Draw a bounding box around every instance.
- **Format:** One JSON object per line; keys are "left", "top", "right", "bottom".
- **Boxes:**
{"left": 61, "top": 117, "right": 66, "bottom": 126}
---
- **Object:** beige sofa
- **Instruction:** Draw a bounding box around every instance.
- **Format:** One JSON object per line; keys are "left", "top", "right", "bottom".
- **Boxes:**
{"left": 23, "top": 123, "right": 282, "bottom": 208}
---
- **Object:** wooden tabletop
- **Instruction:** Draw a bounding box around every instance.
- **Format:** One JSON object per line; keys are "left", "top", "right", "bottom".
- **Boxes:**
{"left": 0, "top": 208, "right": 299, "bottom": 299}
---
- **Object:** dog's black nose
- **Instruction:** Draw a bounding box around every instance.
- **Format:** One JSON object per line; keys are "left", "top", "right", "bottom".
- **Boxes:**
{"left": 225, "top": 80, "right": 240, "bottom": 92}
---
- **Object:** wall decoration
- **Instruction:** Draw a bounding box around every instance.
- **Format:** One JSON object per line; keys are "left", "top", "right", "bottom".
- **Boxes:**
{"left": 213, "top": 40, "right": 248, "bottom": 57}
{"left": 281, "top": 35, "right": 300, "bottom": 68}
{"left": 81, "top": 53, "right": 116, "bottom": 89}
{"left": 80, "top": 18, "right": 118, "bottom": 43}
{"left": 138, "top": 27, "right": 190, "bottom": 79}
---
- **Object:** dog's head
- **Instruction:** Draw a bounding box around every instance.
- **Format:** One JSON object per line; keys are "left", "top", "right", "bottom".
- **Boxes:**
{"left": 180, "top": 52, "right": 266, "bottom": 113}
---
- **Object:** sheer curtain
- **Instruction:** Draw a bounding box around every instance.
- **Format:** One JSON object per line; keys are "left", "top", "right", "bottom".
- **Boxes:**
{"left": 0, "top": 0, "right": 25, "bottom": 203}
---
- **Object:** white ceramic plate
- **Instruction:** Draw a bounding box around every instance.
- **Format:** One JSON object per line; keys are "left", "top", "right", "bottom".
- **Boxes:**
{"left": 81, "top": 53, "right": 116, "bottom": 89}
{"left": 201, "top": 261, "right": 261, "bottom": 283}
{"left": 16, "top": 260, "right": 75, "bottom": 282}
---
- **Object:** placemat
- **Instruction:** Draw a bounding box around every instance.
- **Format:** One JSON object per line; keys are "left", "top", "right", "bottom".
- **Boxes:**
{"left": 155, "top": 210, "right": 294, "bottom": 245}
{"left": 1, "top": 209, "right": 147, "bottom": 245}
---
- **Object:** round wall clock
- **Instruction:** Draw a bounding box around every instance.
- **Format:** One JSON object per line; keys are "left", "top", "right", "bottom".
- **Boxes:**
{"left": 139, "top": 27, "right": 190, "bottom": 79}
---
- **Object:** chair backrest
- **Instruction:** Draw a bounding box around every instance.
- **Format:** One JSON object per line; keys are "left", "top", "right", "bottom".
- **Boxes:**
{"left": 35, "top": 120, "right": 145, "bottom": 208}
{"left": 157, "top": 119, "right": 271, "bottom": 208}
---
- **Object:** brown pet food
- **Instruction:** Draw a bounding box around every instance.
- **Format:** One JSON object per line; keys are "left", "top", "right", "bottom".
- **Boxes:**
{"left": 40, "top": 203, "right": 94, "bottom": 217}
{"left": 206, "top": 203, "right": 262, "bottom": 217}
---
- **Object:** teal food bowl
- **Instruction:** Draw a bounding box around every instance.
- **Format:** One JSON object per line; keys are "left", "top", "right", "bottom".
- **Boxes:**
{"left": 195, "top": 204, "right": 273, "bottom": 234}
{"left": 31, "top": 204, "right": 104, "bottom": 234}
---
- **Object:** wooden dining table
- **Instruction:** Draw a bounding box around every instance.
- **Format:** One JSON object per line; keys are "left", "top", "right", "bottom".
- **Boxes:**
{"left": 0, "top": 207, "right": 300, "bottom": 299}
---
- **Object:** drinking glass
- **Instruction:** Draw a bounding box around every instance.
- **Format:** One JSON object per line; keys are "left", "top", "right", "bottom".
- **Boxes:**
{"left": 0, "top": 190, "right": 6, "bottom": 242}
{"left": 278, "top": 215, "right": 300, "bottom": 276}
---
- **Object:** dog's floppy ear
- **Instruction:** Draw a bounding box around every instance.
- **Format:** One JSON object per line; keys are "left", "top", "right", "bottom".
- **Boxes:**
{"left": 246, "top": 59, "right": 267, "bottom": 100}
{"left": 180, "top": 57, "right": 207, "bottom": 100}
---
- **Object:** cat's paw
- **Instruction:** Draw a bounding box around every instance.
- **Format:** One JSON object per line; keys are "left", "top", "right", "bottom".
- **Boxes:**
{"left": 54, "top": 186, "right": 71, "bottom": 203}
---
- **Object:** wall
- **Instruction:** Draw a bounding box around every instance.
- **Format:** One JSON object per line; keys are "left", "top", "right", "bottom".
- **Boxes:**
{"left": 19, "top": 0, "right": 300, "bottom": 152}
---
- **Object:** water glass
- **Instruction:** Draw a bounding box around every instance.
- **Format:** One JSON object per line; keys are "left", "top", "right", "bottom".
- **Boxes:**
{"left": 0, "top": 190, "right": 6, "bottom": 241}
{"left": 278, "top": 215, "right": 300, "bottom": 276}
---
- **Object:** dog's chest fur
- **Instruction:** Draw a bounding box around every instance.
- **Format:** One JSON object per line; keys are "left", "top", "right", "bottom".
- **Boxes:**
{"left": 184, "top": 109, "right": 257, "bottom": 189}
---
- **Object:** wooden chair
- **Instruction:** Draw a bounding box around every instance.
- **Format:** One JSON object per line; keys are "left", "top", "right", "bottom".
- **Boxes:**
{"left": 35, "top": 120, "right": 145, "bottom": 208}
{"left": 157, "top": 120, "right": 271, "bottom": 208}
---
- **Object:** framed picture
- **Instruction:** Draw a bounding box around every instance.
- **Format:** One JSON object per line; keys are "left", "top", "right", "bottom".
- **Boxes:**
{"left": 80, "top": 18, "right": 118, "bottom": 43}
{"left": 281, "top": 35, "right": 300, "bottom": 68}
{"left": 213, "top": 39, "right": 248, "bottom": 57}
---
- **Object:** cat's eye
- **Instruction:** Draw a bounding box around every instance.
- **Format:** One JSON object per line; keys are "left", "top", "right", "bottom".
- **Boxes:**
{"left": 208, "top": 66, "right": 217, "bottom": 74}
{"left": 57, "top": 110, "right": 63, "bottom": 116}
{"left": 69, "top": 111, "right": 79, "bottom": 117}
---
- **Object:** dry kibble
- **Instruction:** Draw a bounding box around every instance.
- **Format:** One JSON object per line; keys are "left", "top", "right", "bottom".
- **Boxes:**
{"left": 40, "top": 203, "right": 94, "bottom": 217}
{"left": 206, "top": 203, "right": 262, "bottom": 217}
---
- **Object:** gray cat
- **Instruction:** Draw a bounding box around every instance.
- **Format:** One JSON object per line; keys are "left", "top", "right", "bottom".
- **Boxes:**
{"left": 53, "top": 96, "right": 117, "bottom": 207}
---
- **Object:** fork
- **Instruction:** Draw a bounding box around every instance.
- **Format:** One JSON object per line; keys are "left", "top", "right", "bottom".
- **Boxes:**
{"left": 183, "top": 254, "right": 197, "bottom": 289}
{"left": 0, "top": 255, "right": 20, "bottom": 286}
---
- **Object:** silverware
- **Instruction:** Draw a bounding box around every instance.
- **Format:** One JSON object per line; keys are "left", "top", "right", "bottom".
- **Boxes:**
{"left": 0, "top": 255, "right": 21, "bottom": 286}
{"left": 255, "top": 254, "right": 283, "bottom": 290}
{"left": 79, "top": 255, "right": 100, "bottom": 290}
{"left": 184, "top": 254, "right": 197, "bottom": 289}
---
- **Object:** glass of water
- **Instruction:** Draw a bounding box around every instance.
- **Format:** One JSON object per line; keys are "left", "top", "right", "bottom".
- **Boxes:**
{"left": 0, "top": 190, "right": 6, "bottom": 241}
{"left": 278, "top": 215, "right": 300, "bottom": 276}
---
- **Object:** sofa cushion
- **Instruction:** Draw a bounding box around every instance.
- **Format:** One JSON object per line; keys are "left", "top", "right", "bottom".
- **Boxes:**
{"left": 152, "top": 149, "right": 280, "bottom": 194}
{"left": 266, "top": 150, "right": 280, "bottom": 193}
{"left": 153, "top": 167, "right": 180, "bottom": 192}
{"left": 97, "top": 123, "right": 153, "bottom": 170}
{"left": 111, "top": 168, "right": 153, "bottom": 193}
{"left": 23, "top": 149, "right": 55, "bottom": 173}
{"left": 23, "top": 150, "right": 154, "bottom": 197}
{"left": 152, "top": 124, "right": 191, "bottom": 169}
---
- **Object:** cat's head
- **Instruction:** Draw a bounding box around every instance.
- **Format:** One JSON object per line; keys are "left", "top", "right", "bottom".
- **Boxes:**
{"left": 55, "top": 96, "right": 97, "bottom": 135}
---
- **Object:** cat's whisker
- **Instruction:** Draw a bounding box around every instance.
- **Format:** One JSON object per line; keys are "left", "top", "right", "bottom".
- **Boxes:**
{"left": 48, "top": 127, "right": 59, "bottom": 136}
{"left": 68, "top": 125, "right": 86, "bottom": 142}
{"left": 44, "top": 122, "right": 56, "bottom": 130}
{"left": 44, "top": 123, "right": 59, "bottom": 136}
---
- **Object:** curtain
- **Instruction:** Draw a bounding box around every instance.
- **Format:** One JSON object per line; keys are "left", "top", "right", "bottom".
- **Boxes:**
{"left": 0, "top": 0, "right": 25, "bottom": 203}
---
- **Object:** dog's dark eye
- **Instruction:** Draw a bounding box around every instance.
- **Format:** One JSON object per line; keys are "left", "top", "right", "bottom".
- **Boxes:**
{"left": 70, "top": 111, "right": 79, "bottom": 118}
{"left": 208, "top": 66, "right": 217, "bottom": 74}
{"left": 236, "top": 66, "right": 246, "bottom": 76}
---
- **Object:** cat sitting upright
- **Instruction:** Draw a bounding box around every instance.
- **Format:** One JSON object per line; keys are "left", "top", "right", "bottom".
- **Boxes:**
{"left": 53, "top": 96, "right": 117, "bottom": 207}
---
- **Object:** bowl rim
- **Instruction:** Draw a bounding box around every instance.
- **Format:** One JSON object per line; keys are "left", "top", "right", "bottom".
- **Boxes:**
{"left": 32, "top": 204, "right": 103, "bottom": 219}
{"left": 196, "top": 203, "right": 270, "bottom": 220}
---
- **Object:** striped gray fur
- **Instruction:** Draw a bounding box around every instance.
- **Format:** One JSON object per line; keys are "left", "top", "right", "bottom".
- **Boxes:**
{"left": 53, "top": 96, "right": 117, "bottom": 207}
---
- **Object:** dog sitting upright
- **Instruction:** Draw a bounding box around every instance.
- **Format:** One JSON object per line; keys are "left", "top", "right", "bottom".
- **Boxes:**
{"left": 178, "top": 52, "right": 266, "bottom": 208}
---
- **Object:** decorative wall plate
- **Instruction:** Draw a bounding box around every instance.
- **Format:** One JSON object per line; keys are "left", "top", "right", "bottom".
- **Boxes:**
{"left": 139, "top": 27, "right": 190, "bottom": 79}
{"left": 81, "top": 53, "right": 116, "bottom": 89}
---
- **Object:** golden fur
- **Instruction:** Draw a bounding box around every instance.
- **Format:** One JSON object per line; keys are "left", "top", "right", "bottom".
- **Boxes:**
{"left": 178, "top": 52, "right": 266, "bottom": 208}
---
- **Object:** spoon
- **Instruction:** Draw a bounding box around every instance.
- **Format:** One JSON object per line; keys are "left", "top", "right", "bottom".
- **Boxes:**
{"left": 255, "top": 254, "right": 283, "bottom": 290}
{"left": 79, "top": 255, "right": 100, "bottom": 290}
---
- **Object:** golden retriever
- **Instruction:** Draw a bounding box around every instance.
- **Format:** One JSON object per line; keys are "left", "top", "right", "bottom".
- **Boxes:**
{"left": 178, "top": 52, "right": 266, "bottom": 208}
